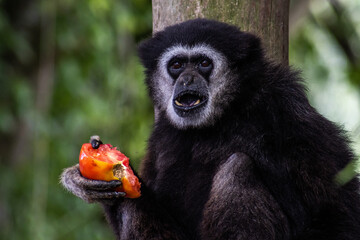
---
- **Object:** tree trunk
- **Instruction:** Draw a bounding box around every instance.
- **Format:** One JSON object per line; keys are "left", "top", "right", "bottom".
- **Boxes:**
{"left": 152, "top": 0, "right": 289, "bottom": 65}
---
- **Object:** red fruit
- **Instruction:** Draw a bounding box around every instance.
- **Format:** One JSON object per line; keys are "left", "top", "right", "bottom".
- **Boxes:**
{"left": 79, "top": 143, "right": 141, "bottom": 198}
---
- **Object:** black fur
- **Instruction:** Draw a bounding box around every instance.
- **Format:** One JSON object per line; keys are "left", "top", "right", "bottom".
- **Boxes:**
{"left": 138, "top": 19, "right": 360, "bottom": 239}
{"left": 61, "top": 19, "right": 360, "bottom": 239}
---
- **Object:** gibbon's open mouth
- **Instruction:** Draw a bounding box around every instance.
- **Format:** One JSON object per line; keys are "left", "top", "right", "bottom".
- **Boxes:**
{"left": 173, "top": 91, "right": 207, "bottom": 111}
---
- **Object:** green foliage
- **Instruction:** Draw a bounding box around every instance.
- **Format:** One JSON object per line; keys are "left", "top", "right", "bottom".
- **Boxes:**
{"left": 335, "top": 160, "right": 359, "bottom": 186}
{"left": 0, "top": 0, "right": 151, "bottom": 239}
{"left": 289, "top": 0, "right": 360, "bottom": 184}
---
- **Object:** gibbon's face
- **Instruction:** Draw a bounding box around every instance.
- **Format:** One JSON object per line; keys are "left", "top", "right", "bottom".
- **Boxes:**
{"left": 154, "top": 44, "right": 237, "bottom": 129}
{"left": 138, "top": 19, "right": 263, "bottom": 130}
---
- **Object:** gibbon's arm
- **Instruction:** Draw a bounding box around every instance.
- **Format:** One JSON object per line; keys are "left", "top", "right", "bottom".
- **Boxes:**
{"left": 60, "top": 164, "right": 189, "bottom": 240}
{"left": 200, "top": 153, "right": 290, "bottom": 240}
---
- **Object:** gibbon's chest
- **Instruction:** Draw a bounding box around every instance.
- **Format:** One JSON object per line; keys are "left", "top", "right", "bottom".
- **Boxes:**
{"left": 152, "top": 134, "right": 229, "bottom": 234}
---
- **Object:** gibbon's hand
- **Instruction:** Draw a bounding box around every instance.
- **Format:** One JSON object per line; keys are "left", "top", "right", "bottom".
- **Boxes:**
{"left": 60, "top": 164, "right": 125, "bottom": 204}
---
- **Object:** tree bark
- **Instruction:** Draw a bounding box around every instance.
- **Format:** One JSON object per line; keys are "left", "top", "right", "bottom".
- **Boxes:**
{"left": 152, "top": 0, "right": 289, "bottom": 65}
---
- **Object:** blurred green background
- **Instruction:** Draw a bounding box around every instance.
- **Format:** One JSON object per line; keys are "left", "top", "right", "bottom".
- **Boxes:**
{"left": 0, "top": 0, "right": 359, "bottom": 239}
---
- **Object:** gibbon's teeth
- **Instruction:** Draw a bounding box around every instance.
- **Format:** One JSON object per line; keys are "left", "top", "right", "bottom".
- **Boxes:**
{"left": 190, "top": 99, "right": 200, "bottom": 107}
{"left": 175, "top": 100, "right": 183, "bottom": 106}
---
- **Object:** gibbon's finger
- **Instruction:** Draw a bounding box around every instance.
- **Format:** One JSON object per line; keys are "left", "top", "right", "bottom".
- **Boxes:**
{"left": 62, "top": 164, "right": 122, "bottom": 190}
{"left": 82, "top": 179, "right": 122, "bottom": 191}
{"left": 84, "top": 189, "right": 126, "bottom": 201}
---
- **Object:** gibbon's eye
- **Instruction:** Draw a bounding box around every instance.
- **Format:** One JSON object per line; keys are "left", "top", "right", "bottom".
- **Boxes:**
{"left": 168, "top": 59, "right": 185, "bottom": 78}
{"left": 198, "top": 58, "right": 213, "bottom": 74}
{"left": 171, "top": 61, "right": 183, "bottom": 70}
{"left": 200, "top": 59, "right": 211, "bottom": 68}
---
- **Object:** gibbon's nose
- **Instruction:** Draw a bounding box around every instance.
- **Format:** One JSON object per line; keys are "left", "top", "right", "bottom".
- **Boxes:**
{"left": 179, "top": 73, "right": 195, "bottom": 86}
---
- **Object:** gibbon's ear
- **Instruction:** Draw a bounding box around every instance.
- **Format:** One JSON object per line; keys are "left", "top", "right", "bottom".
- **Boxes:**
{"left": 137, "top": 37, "right": 157, "bottom": 75}
{"left": 137, "top": 31, "right": 168, "bottom": 76}
{"left": 229, "top": 31, "right": 264, "bottom": 65}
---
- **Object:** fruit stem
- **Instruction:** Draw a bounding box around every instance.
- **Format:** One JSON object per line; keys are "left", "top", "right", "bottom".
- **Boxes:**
{"left": 90, "top": 135, "right": 103, "bottom": 149}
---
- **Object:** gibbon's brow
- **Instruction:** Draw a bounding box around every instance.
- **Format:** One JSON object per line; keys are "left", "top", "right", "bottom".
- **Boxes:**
{"left": 168, "top": 56, "right": 188, "bottom": 66}
{"left": 189, "top": 55, "right": 212, "bottom": 64}
{"left": 168, "top": 55, "right": 211, "bottom": 66}
{"left": 159, "top": 44, "right": 227, "bottom": 78}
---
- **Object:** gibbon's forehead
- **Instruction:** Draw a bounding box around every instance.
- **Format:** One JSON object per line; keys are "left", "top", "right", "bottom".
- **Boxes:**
{"left": 158, "top": 44, "right": 227, "bottom": 78}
